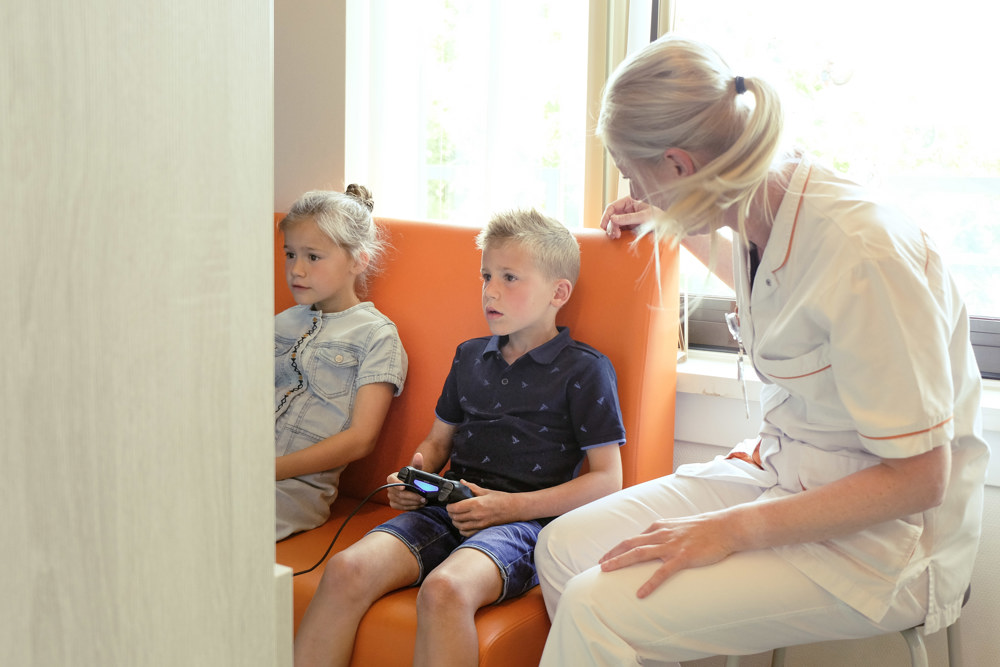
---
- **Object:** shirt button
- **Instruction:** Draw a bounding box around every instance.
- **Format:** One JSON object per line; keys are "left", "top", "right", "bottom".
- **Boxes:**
{"left": 501, "top": 378, "right": 509, "bottom": 385}
{"left": 765, "top": 278, "right": 773, "bottom": 287}
{"left": 335, "top": 354, "right": 344, "bottom": 363}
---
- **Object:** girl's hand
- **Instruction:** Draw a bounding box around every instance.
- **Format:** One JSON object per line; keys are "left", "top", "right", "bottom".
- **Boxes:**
{"left": 598, "top": 514, "right": 736, "bottom": 598}
{"left": 601, "top": 196, "right": 652, "bottom": 239}
{"left": 446, "top": 481, "right": 508, "bottom": 537}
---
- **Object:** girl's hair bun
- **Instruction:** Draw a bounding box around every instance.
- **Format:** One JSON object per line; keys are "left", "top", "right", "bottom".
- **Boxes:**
{"left": 345, "top": 183, "right": 374, "bottom": 212}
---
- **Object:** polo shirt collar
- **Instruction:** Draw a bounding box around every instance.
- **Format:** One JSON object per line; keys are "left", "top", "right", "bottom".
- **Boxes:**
{"left": 483, "top": 326, "right": 572, "bottom": 365}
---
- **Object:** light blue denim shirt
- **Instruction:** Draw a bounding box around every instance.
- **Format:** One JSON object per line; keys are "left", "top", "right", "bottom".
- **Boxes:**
{"left": 274, "top": 302, "right": 407, "bottom": 540}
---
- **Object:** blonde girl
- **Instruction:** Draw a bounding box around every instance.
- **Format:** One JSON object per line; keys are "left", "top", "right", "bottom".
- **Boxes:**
{"left": 275, "top": 186, "right": 407, "bottom": 541}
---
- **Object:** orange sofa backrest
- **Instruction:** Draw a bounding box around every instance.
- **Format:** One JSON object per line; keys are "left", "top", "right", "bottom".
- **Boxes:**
{"left": 274, "top": 215, "right": 678, "bottom": 500}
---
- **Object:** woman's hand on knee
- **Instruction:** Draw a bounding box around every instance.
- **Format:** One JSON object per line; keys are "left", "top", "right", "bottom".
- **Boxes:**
{"left": 597, "top": 515, "right": 736, "bottom": 598}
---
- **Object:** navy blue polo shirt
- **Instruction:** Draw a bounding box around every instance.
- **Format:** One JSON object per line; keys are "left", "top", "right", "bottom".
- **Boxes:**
{"left": 434, "top": 327, "right": 625, "bottom": 494}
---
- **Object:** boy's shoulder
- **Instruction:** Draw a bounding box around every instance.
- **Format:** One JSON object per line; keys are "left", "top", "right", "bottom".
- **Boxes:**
{"left": 559, "top": 335, "right": 611, "bottom": 361}
{"left": 536, "top": 327, "right": 613, "bottom": 364}
{"left": 452, "top": 335, "right": 494, "bottom": 356}
{"left": 453, "top": 329, "right": 613, "bottom": 370}
{"left": 552, "top": 335, "right": 618, "bottom": 381}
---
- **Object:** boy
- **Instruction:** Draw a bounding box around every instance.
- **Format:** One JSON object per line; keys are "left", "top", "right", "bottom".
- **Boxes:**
{"left": 293, "top": 209, "right": 625, "bottom": 667}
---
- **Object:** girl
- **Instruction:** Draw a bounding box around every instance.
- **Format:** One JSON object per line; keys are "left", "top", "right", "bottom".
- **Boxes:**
{"left": 275, "top": 186, "right": 407, "bottom": 541}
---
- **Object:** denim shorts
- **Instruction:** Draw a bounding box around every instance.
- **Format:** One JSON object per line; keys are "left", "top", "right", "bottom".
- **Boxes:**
{"left": 371, "top": 505, "right": 543, "bottom": 603}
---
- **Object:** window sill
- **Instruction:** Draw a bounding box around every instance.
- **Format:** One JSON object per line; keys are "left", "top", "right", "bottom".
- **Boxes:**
{"left": 676, "top": 349, "right": 1000, "bottom": 487}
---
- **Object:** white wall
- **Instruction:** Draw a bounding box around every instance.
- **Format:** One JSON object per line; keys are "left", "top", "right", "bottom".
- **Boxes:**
{"left": 274, "top": 0, "right": 347, "bottom": 212}
{"left": 1, "top": 2, "right": 276, "bottom": 666}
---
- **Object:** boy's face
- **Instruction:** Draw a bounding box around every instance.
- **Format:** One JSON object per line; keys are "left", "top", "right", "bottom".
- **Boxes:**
{"left": 283, "top": 218, "right": 364, "bottom": 313}
{"left": 480, "top": 240, "right": 564, "bottom": 340}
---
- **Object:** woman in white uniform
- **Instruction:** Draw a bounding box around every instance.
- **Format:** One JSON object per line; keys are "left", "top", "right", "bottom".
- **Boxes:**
{"left": 535, "top": 35, "right": 989, "bottom": 666}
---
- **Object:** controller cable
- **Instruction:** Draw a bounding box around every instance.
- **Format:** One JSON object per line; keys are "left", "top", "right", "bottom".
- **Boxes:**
{"left": 292, "top": 481, "right": 415, "bottom": 577}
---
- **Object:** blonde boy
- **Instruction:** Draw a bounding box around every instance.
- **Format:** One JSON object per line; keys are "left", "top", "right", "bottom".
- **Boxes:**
{"left": 294, "top": 209, "right": 625, "bottom": 667}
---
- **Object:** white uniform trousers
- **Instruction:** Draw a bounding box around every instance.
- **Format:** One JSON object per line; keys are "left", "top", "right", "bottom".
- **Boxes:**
{"left": 536, "top": 474, "right": 928, "bottom": 666}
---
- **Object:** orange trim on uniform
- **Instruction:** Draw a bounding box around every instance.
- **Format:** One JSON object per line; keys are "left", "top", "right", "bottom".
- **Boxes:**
{"left": 767, "top": 364, "right": 832, "bottom": 380}
{"left": 774, "top": 165, "right": 814, "bottom": 272}
{"left": 725, "top": 439, "right": 764, "bottom": 470}
{"left": 860, "top": 416, "right": 954, "bottom": 441}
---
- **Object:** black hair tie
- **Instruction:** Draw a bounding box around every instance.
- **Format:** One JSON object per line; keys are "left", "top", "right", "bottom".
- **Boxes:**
{"left": 735, "top": 76, "right": 747, "bottom": 95}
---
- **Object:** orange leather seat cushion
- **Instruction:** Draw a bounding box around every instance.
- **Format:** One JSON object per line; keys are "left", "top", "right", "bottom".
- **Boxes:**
{"left": 274, "top": 216, "right": 678, "bottom": 665}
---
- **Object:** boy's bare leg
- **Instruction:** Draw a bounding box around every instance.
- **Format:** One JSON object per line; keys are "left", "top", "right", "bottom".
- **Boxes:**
{"left": 413, "top": 547, "right": 504, "bottom": 667}
{"left": 294, "top": 531, "right": 418, "bottom": 667}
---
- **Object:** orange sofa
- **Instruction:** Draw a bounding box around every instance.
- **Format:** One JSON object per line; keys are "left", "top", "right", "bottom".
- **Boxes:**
{"left": 274, "top": 216, "right": 679, "bottom": 666}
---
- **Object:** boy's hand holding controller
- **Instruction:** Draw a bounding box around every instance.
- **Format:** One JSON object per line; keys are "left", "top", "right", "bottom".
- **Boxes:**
{"left": 397, "top": 465, "right": 474, "bottom": 505}
{"left": 445, "top": 479, "right": 515, "bottom": 537}
{"left": 387, "top": 453, "right": 473, "bottom": 510}
{"left": 388, "top": 453, "right": 513, "bottom": 536}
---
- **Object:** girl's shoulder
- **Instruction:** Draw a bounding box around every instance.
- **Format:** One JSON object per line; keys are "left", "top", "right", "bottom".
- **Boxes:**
{"left": 275, "top": 304, "right": 316, "bottom": 332}
{"left": 336, "top": 301, "right": 402, "bottom": 334}
{"left": 353, "top": 301, "right": 395, "bottom": 323}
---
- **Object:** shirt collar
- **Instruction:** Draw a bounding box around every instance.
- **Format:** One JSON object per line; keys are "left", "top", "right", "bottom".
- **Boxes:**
{"left": 483, "top": 326, "right": 573, "bottom": 365}
{"left": 765, "top": 157, "right": 813, "bottom": 273}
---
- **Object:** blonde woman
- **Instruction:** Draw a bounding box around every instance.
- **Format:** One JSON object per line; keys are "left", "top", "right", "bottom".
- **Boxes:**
{"left": 536, "top": 35, "right": 988, "bottom": 666}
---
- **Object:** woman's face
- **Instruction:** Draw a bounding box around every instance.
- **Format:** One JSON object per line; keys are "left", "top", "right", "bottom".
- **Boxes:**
{"left": 612, "top": 152, "right": 678, "bottom": 211}
{"left": 613, "top": 147, "right": 722, "bottom": 236}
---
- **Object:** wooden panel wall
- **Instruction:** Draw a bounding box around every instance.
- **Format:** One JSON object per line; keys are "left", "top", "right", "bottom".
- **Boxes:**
{"left": 1, "top": 2, "right": 276, "bottom": 665}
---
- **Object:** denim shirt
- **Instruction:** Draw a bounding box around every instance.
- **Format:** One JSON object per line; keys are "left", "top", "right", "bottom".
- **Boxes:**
{"left": 274, "top": 302, "right": 407, "bottom": 540}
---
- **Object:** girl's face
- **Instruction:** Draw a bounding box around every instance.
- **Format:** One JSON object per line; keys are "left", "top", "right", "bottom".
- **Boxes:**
{"left": 283, "top": 218, "right": 365, "bottom": 313}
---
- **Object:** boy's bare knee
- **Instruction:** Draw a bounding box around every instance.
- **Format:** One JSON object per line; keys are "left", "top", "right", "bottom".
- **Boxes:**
{"left": 418, "top": 551, "right": 504, "bottom": 616}
{"left": 319, "top": 549, "right": 371, "bottom": 597}
{"left": 417, "top": 569, "right": 469, "bottom": 614}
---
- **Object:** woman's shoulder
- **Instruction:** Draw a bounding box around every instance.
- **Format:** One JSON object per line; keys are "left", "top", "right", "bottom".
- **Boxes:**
{"left": 792, "top": 165, "right": 924, "bottom": 269}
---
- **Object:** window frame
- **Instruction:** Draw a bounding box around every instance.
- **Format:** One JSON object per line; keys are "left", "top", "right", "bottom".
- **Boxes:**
{"left": 684, "top": 295, "right": 1000, "bottom": 380}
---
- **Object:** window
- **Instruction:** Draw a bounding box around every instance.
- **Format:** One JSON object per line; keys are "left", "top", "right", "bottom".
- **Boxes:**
{"left": 343, "top": 0, "right": 999, "bottom": 378}
{"left": 345, "top": 0, "right": 590, "bottom": 227}
{"left": 671, "top": 0, "right": 1000, "bottom": 378}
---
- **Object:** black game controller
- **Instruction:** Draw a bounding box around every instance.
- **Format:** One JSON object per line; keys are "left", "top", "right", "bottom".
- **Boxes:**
{"left": 397, "top": 466, "right": 474, "bottom": 505}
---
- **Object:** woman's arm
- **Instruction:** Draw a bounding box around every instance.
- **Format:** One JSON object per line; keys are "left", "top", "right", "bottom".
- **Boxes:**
{"left": 447, "top": 443, "right": 624, "bottom": 536}
{"left": 275, "top": 381, "right": 396, "bottom": 481}
{"left": 601, "top": 194, "right": 735, "bottom": 290}
{"left": 600, "top": 444, "right": 951, "bottom": 598}
{"left": 681, "top": 232, "right": 735, "bottom": 291}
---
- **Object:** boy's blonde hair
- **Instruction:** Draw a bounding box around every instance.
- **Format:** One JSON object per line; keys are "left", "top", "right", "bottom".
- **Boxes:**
{"left": 476, "top": 209, "right": 580, "bottom": 285}
{"left": 278, "top": 184, "right": 385, "bottom": 292}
